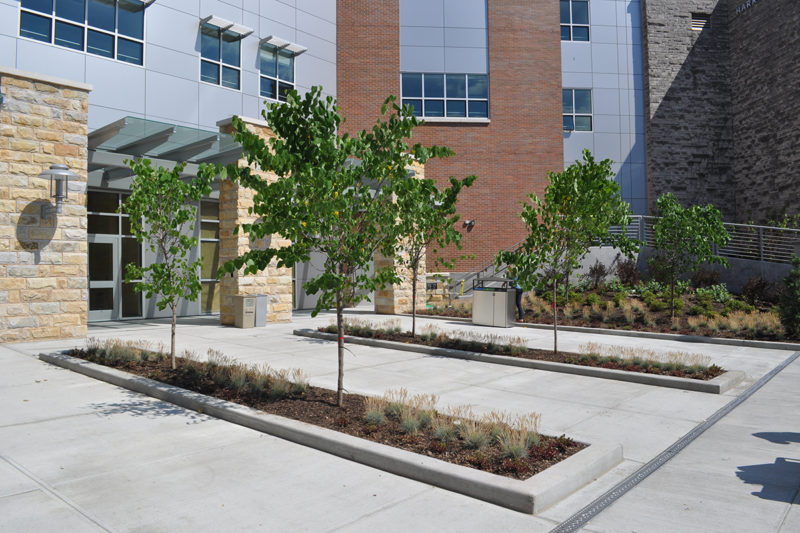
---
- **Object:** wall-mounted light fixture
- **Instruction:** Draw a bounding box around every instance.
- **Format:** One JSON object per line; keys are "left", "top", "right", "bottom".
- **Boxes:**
{"left": 40, "top": 164, "right": 78, "bottom": 217}
{"left": 462, "top": 219, "right": 476, "bottom": 232}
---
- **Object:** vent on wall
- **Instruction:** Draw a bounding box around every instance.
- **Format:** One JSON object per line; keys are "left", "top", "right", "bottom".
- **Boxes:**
{"left": 692, "top": 13, "right": 711, "bottom": 31}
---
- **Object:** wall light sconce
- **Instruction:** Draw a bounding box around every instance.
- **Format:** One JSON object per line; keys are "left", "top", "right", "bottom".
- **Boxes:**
{"left": 462, "top": 219, "right": 476, "bottom": 232}
{"left": 40, "top": 164, "right": 78, "bottom": 217}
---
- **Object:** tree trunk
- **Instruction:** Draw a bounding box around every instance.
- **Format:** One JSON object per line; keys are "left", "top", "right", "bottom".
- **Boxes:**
{"left": 553, "top": 275, "right": 558, "bottom": 355}
{"left": 336, "top": 289, "right": 345, "bottom": 408}
{"left": 670, "top": 278, "right": 676, "bottom": 320}
{"left": 170, "top": 303, "right": 177, "bottom": 370}
{"left": 411, "top": 268, "right": 418, "bottom": 338}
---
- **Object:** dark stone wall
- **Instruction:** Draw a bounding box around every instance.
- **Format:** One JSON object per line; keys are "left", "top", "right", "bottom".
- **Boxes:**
{"left": 642, "top": 0, "right": 735, "bottom": 217}
{"left": 729, "top": 0, "right": 800, "bottom": 223}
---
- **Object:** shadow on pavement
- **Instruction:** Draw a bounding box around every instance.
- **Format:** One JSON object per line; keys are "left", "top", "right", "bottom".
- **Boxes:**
{"left": 89, "top": 390, "right": 207, "bottom": 425}
{"left": 752, "top": 432, "right": 800, "bottom": 445}
{"left": 736, "top": 457, "right": 800, "bottom": 502}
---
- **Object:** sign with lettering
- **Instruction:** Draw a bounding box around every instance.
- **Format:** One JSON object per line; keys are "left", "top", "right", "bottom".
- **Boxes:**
{"left": 736, "top": 0, "right": 761, "bottom": 15}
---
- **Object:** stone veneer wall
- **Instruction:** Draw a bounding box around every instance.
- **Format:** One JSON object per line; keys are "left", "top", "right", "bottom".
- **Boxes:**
{"left": 217, "top": 117, "right": 292, "bottom": 324}
{"left": 642, "top": 0, "right": 735, "bottom": 217}
{"left": 0, "top": 67, "right": 90, "bottom": 342}
{"left": 729, "top": 0, "right": 800, "bottom": 222}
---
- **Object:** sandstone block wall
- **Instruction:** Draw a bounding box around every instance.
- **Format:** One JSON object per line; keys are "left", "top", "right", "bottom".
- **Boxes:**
{"left": 642, "top": 0, "right": 735, "bottom": 217}
{"left": 0, "top": 67, "right": 90, "bottom": 342}
{"left": 217, "top": 117, "right": 292, "bottom": 324}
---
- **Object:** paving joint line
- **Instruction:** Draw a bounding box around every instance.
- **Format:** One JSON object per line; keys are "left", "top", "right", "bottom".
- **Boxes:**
{"left": 549, "top": 350, "right": 800, "bottom": 533}
{"left": 0, "top": 454, "right": 115, "bottom": 533}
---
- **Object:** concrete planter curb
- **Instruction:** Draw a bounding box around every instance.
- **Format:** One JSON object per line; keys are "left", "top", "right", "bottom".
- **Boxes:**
{"left": 295, "top": 329, "right": 744, "bottom": 394}
{"left": 39, "top": 352, "right": 622, "bottom": 514}
{"left": 402, "top": 313, "right": 800, "bottom": 352}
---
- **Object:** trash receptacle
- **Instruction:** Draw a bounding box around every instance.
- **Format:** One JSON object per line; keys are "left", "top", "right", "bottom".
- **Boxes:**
{"left": 234, "top": 295, "right": 256, "bottom": 328}
{"left": 254, "top": 295, "right": 268, "bottom": 327}
{"left": 472, "top": 277, "right": 515, "bottom": 328}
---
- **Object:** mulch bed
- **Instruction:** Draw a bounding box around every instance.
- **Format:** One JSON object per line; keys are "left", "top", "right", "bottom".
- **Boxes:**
{"left": 324, "top": 328, "right": 724, "bottom": 381}
{"left": 67, "top": 349, "right": 583, "bottom": 480}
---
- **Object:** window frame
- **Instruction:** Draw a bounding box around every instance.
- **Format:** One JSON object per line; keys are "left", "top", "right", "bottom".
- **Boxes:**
{"left": 199, "top": 22, "right": 242, "bottom": 91}
{"left": 560, "top": 0, "right": 590, "bottom": 42}
{"left": 562, "top": 88, "right": 593, "bottom": 132}
{"left": 400, "top": 72, "right": 490, "bottom": 120}
{"left": 18, "top": 0, "right": 147, "bottom": 66}
{"left": 259, "top": 44, "right": 296, "bottom": 103}
{"left": 199, "top": 199, "right": 220, "bottom": 314}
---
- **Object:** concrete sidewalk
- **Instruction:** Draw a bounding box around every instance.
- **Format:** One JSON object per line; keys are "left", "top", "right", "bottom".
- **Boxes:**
{"left": 2, "top": 311, "right": 798, "bottom": 531}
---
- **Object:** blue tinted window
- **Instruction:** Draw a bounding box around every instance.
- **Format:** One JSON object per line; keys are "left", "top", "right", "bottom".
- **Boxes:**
{"left": 402, "top": 99, "right": 422, "bottom": 117}
{"left": 425, "top": 100, "right": 444, "bottom": 117}
{"left": 201, "top": 60, "right": 219, "bottom": 85}
{"left": 201, "top": 25, "right": 220, "bottom": 61}
{"left": 87, "top": 29, "right": 113, "bottom": 56}
{"left": 563, "top": 116, "right": 574, "bottom": 131}
{"left": 22, "top": 0, "right": 53, "bottom": 14}
{"left": 221, "top": 65, "right": 239, "bottom": 89}
{"left": 446, "top": 100, "right": 466, "bottom": 117}
{"left": 260, "top": 47, "right": 277, "bottom": 76}
{"left": 468, "top": 101, "right": 487, "bottom": 118}
{"left": 468, "top": 75, "right": 488, "bottom": 99}
{"left": 278, "top": 82, "right": 293, "bottom": 102}
{"left": 117, "top": 37, "right": 142, "bottom": 65}
{"left": 575, "top": 116, "right": 592, "bottom": 131}
{"left": 88, "top": 0, "right": 115, "bottom": 32}
{"left": 574, "top": 90, "right": 591, "bottom": 113}
{"left": 278, "top": 51, "right": 294, "bottom": 82}
{"left": 260, "top": 77, "right": 276, "bottom": 99}
{"left": 55, "top": 20, "right": 83, "bottom": 50}
{"left": 118, "top": 0, "right": 144, "bottom": 40}
{"left": 402, "top": 73, "right": 422, "bottom": 98}
{"left": 20, "top": 11, "right": 52, "bottom": 42}
{"left": 572, "top": 1, "right": 589, "bottom": 24}
{"left": 561, "top": 25, "right": 571, "bottom": 41}
{"left": 560, "top": 0, "right": 570, "bottom": 24}
{"left": 446, "top": 75, "right": 465, "bottom": 98}
{"left": 573, "top": 26, "right": 589, "bottom": 41}
{"left": 424, "top": 74, "right": 443, "bottom": 98}
{"left": 562, "top": 90, "right": 573, "bottom": 113}
{"left": 56, "top": 0, "right": 85, "bottom": 23}
{"left": 221, "top": 31, "right": 240, "bottom": 67}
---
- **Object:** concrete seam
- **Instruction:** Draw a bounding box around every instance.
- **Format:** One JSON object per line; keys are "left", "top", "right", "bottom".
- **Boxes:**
{"left": 0, "top": 455, "right": 115, "bottom": 533}
{"left": 549, "top": 350, "right": 800, "bottom": 533}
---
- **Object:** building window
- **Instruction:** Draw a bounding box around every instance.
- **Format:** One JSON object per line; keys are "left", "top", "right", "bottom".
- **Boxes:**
{"left": 260, "top": 45, "right": 294, "bottom": 102}
{"left": 560, "top": 0, "right": 589, "bottom": 41}
{"left": 401, "top": 73, "right": 489, "bottom": 119}
{"left": 563, "top": 89, "right": 592, "bottom": 131}
{"left": 691, "top": 13, "right": 711, "bottom": 31}
{"left": 199, "top": 200, "right": 220, "bottom": 314}
{"left": 200, "top": 23, "right": 240, "bottom": 89}
{"left": 19, "top": 0, "right": 145, "bottom": 65}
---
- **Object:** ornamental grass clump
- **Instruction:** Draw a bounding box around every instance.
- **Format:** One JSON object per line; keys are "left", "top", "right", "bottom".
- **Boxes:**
{"left": 497, "top": 413, "right": 541, "bottom": 460}
{"left": 383, "top": 388, "right": 409, "bottom": 420}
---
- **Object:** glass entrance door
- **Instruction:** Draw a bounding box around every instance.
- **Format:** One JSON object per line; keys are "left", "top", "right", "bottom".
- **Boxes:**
{"left": 88, "top": 235, "right": 117, "bottom": 321}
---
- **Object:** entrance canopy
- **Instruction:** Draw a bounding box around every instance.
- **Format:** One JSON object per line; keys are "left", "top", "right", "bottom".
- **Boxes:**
{"left": 87, "top": 116, "right": 243, "bottom": 195}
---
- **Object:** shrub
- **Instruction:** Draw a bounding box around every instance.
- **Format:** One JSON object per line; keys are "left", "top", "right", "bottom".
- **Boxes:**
{"left": 585, "top": 293, "right": 601, "bottom": 306}
{"left": 586, "top": 260, "right": 608, "bottom": 290}
{"left": 691, "top": 267, "right": 721, "bottom": 288}
{"left": 742, "top": 276, "right": 781, "bottom": 306}
{"left": 613, "top": 291, "right": 626, "bottom": 306}
{"left": 614, "top": 254, "right": 640, "bottom": 287}
{"left": 779, "top": 256, "right": 800, "bottom": 337}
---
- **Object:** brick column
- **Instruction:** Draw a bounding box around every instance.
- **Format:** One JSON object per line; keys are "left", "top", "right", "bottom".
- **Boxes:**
{"left": 374, "top": 161, "right": 427, "bottom": 315}
{"left": 0, "top": 68, "right": 91, "bottom": 343}
{"left": 217, "top": 117, "right": 292, "bottom": 324}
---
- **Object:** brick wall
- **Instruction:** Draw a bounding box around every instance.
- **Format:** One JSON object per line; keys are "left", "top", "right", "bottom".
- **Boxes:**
{"left": 729, "top": 0, "right": 800, "bottom": 222}
{"left": 0, "top": 67, "right": 90, "bottom": 342}
{"left": 217, "top": 117, "right": 292, "bottom": 324}
{"left": 337, "top": 0, "right": 563, "bottom": 271}
{"left": 642, "top": 0, "right": 735, "bottom": 217}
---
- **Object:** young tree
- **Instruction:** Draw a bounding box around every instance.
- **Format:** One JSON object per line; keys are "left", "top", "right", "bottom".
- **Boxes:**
{"left": 209, "top": 87, "right": 452, "bottom": 407}
{"left": 497, "top": 150, "right": 637, "bottom": 354}
{"left": 650, "top": 193, "right": 731, "bottom": 318}
{"left": 394, "top": 173, "right": 476, "bottom": 337}
{"left": 121, "top": 160, "right": 213, "bottom": 369}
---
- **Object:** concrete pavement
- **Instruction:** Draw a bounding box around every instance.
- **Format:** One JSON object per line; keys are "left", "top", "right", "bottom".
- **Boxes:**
{"left": 2, "top": 310, "right": 798, "bottom": 531}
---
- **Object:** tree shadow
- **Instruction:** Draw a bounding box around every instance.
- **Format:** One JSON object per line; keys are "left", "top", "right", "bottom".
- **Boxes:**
{"left": 89, "top": 389, "right": 207, "bottom": 425}
{"left": 753, "top": 432, "right": 800, "bottom": 445}
{"left": 736, "top": 457, "right": 800, "bottom": 502}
